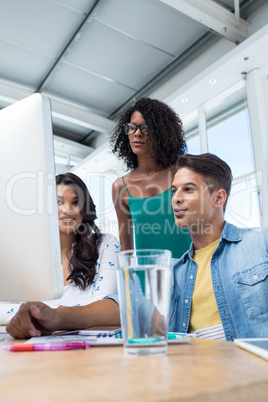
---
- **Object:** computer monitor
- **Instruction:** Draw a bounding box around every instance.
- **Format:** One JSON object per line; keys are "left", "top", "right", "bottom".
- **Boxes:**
{"left": 0, "top": 93, "right": 64, "bottom": 301}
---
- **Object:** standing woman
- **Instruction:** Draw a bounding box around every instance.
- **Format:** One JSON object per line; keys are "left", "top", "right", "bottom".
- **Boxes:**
{"left": 111, "top": 97, "right": 191, "bottom": 257}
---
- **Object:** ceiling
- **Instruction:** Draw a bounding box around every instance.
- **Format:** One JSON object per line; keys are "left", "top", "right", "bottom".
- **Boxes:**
{"left": 0, "top": 0, "right": 267, "bottom": 172}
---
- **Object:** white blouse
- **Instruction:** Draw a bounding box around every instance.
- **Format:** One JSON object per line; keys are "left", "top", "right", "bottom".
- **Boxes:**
{"left": 0, "top": 233, "right": 120, "bottom": 325}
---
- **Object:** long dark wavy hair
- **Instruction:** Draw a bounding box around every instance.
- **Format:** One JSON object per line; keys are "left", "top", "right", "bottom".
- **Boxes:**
{"left": 110, "top": 97, "right": 187, "bottom": 170}
{"left": 56, "top": 173, "right": 102, "bottom": 290}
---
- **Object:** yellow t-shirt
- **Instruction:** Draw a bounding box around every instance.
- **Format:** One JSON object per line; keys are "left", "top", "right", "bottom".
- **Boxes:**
{"left": 189, "top": 238, "right": 222, "bottom": 332}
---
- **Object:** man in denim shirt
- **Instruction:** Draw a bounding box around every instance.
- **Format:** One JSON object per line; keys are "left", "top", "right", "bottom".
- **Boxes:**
{"left": 170, "top": 153, "right": 268, "bottom": 341}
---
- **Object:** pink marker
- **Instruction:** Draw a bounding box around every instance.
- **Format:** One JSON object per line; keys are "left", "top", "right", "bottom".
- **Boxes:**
{"left": 2, "top": 342, "right": 90, "bottom": 352}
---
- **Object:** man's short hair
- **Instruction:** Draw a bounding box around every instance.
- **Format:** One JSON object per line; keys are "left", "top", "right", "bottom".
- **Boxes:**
{"left": 176, "top": 153, "right": 233, "bottom": 211}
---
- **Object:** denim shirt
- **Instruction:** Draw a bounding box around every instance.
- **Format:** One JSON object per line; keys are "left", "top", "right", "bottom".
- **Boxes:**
{"left": 169, "top": 222, "right": 268, "bottom": 341}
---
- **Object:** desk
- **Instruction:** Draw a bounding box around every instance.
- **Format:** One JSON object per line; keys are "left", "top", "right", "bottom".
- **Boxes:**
{"left": 0, "top": 334, "right": 268, "bottom": 401}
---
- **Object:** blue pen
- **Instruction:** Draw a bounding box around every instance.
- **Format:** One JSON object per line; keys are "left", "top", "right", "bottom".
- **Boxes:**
{"left": 168, "top": 332, "right": 195, "bottom": 338}
{"left": 167, "top": 333, "right": 184, "bottom": 340}
{"left": 127, "top": 337, "right": 163, "bottom": 344}
{"left": 117, "top": 333, "right": 186, "bottom": 340}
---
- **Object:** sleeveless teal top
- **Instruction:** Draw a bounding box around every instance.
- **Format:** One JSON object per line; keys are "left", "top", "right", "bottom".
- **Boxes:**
{"left": 122, "top": 177, "right": 191, "bottom": 259}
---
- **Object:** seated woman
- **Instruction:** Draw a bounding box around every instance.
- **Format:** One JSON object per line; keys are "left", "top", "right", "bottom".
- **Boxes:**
{"left": 3, "top": 173, "right": 120, "bottom": 338}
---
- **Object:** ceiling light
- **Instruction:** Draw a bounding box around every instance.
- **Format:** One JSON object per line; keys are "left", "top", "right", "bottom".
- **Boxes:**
{"left": 242, "top": 56, "right": 249, "bottom": 61}
{"left": 209, "top": 79, "right": 217, "bottom": 84}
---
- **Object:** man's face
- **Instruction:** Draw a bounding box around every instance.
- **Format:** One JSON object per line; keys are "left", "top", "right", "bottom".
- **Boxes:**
{"left": 171, "top": 167, "right": 218, "bottom": 231}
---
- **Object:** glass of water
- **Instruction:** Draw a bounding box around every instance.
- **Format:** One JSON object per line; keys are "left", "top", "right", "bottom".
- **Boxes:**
{"left": 117, "top": 249, "right": 171, "bottom": 356}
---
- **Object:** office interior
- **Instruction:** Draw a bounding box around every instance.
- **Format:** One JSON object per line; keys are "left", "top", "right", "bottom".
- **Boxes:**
{"left": 0, "top": 0, "right": 268, "bottom": 237}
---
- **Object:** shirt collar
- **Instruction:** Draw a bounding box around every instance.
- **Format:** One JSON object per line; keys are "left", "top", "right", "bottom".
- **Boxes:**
{"left": 180, "top": 221, "right": 241, "bottom": 264}
{"left": 220, "top": 221, "right": 242, "bottom": 242}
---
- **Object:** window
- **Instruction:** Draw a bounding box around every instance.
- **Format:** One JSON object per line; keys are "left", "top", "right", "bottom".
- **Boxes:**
{"left": 183, "top": 99, "right": 261, "bottom": 228}
{"left": 226, "top": 175, "right": 261, "bottom": 227}
{"left": 186, "top": 134, "right": 200, "bottom": 155}
{"left": 207, "top": 108, "right": 255, "bottom": 178}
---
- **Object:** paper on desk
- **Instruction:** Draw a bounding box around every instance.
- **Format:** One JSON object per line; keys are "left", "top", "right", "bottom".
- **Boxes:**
{"left": 26, "top": 332, "right": 191, "bottom": 346}
{"left": 26, "top": 333, "right": 124, "bottom": 346}
{"left": 0, "top": 326, "right": 7, "bottom": 334}
{"left": 0, "top": 326, "right": 7, "bottom": 341}
{"left": 60, "top": 326, "right": 122, "bottom": 336}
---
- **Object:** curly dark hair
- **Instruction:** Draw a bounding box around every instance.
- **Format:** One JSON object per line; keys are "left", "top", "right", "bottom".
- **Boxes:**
{"left": 110, "top": 97, "right": 187, "bottom": 170}
{"left": 56, "top": 173, "right": 102, "bottom": 290}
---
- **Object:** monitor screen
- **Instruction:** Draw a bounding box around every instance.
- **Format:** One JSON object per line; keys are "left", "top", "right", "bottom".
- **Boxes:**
{"left": 0, "top": 94, "right": 64, "bottom": 301}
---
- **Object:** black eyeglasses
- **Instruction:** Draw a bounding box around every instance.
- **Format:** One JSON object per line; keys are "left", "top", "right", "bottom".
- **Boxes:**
{"left": 123, "top": 123, "right": 149, "bottom": 136}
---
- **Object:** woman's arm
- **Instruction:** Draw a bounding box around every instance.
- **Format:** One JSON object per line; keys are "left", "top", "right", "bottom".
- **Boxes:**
{"left": 0, "top": 302, "right": 21, "bottom": 325}
{"left": 112, "top": 179, "right": 134, "bottom": 250}
{"left": 89, "top": 234, "right": 120, "bottom": 303}
{"left": 6, "top": 299, "right": 120, "bottom": 339}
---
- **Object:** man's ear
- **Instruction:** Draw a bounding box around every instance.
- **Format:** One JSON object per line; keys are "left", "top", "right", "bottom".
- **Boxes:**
{"left": 214, "top": 189, "right": 227, "bottom": 208}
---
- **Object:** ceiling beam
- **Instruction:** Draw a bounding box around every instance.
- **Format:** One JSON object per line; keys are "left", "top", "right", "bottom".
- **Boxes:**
{"left": 49, "top": 96, "right": 115, "bottom": 134}
{"left": 53, "top": 135, "right": 93, "bottom": 159}
{"left": 158, "top": 0, "right": 249, "bottom": 44}
{"left": 0, "top": 79, "right": 115, "bottom": 135}
{"left": 36, "top": 0, "right": 103, "bottom": 93}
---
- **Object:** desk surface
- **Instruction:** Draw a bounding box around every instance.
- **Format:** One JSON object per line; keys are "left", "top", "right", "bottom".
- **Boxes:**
{"left": 1, "top": 332, "right": 268, "bottom": 402}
